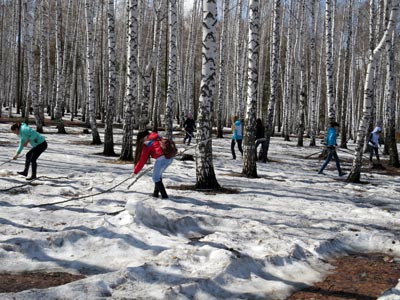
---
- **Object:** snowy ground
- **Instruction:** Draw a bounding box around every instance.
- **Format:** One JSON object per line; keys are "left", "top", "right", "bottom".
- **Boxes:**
{"left": 0, "top": 121, "right": 400, "bottom": 300}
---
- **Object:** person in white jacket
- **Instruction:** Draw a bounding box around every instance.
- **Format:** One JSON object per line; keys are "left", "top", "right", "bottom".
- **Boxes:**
{"left": 368, "top": 126, "right": 382, "bottom": 162}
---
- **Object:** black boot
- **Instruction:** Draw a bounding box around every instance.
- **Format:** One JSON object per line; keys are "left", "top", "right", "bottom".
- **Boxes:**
{"left": 155, "top": 181, "right": 168, "bottom": 199}
{"left": 26, "top": 164, "right": 37, "bottom": 181}
{"left": 17, "top": 159, "right": 30, "bottom": 177}
{"left": 152, "top": 184, "right": 159, "bottom": 198}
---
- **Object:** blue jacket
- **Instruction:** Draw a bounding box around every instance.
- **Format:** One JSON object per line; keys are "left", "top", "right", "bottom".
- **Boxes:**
{"left": 232, "top": 120, "right": 243, "bottom": 140}
{"left": 16, "top": 123, "right": 46, "bottom": 154}
{"left": 326, "top": 127, "right": 337, "bottom": 147}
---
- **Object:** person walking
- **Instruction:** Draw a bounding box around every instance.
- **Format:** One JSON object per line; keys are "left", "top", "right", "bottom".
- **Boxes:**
{"left": 133, "top": 130, "right": 173, "bottom": 199}
{"left": 318, "top": 122, "right": 346, "bottom": 176}
{"left": 368, "top": 126, "right": 382, "bottom": 163}
{"left": 255, "top": 118, "right": 267, "bottom": 163}
{"left": 183, "top": 113, "right": 196, "bottom": 146}
{"left": 231, "top": 116, "right": 243, "bottom": 160}
{"left": 11, "top": 123, "right": 48, "bottom": 180}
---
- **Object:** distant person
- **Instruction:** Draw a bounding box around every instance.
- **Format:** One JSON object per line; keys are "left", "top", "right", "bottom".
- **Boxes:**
{"left": 368, "top": 126, "right": 382, "bottom": 163}
{"left": 255, "top": 118, "right": 267, "bottom": 163}
{"left": 318, "top": 122, "right": 346, "bottom": 176}
{"left": 231, "top": 116, "right": 243, "bottom": 160}
{"left": 183, "top": 113, "right": 196, "bottom": 146}
{"left": 134, "top": 130, "right": 173, "bottom": 199}
{"left": 11, "top": 123, "right": 48, "bottom": 180}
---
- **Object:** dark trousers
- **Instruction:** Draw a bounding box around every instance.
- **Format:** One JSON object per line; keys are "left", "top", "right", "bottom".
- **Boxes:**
{"left": 24, "top": 141, "right": 48, "bottom": 175}
{"left": 319, "top": 147, "right": 342, "bottom": 174}
{"left": 183, "top": 130, "right": 194, "bottom": 145}
{"left": 369, "top": 145, "right": 379, "bottom": 161}
{"left": 231, "top": 139, "right": 243, "bottom": 159}
{"left": 255, "top": 138, "right": 267, "bottom": 162}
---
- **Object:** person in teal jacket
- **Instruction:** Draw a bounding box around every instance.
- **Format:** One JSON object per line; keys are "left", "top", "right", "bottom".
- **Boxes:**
{"left": 11, "top": 123, "right": 48, "bottom": 180}
{"left": 231, "top": 116, "right": 243, "bottom": 159}
{"left": 318, "top": 122, "right": 346, "bottom": 176}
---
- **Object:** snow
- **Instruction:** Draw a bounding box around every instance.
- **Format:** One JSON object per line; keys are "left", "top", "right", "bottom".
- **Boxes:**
{"left": 1, "top": 121, "right": 400, "bottom": 300}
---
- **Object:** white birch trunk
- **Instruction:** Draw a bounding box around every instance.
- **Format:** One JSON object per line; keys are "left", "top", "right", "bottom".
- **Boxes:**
{"left": 54, "top": 0, "right": 66, "bottom": 133}
{"left": 84, "top": 0, "right": 101, "bottom": 144}
{"left": 120, "top": 0, "right": 138, "bottom": 160}
{"left": 264, "top": 0, "right": 281, "bottom": 158}
{"left": 242, "top": 0, "right": 259, "bottom": 178}
{"left": 195, "top": 0, "right": 220, "bottom": 190}
{"left": 348, "top": 2, "right": 398, "bottom": 182}
{"left": 165, "top": 0, "right": 178, "bottom": 139}
{"left": 104, "top": 0, "right": 117, "bottom": 156}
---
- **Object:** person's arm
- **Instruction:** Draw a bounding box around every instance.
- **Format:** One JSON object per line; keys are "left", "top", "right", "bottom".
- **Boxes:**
{"left": 133, "top": 145, "right": 150, "bottom": 174}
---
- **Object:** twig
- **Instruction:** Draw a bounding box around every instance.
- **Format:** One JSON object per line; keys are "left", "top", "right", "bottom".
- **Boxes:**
{"left": 34, "top": 174, "right": 135, "bottom": 207}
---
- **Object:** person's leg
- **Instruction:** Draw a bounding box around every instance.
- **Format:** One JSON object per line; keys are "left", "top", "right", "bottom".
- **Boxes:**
{"left": 261, "top": 141, "right": 267, "bottom": 162}
{"left": 369, "top": 145, "right": 374, "bottom": 161}
{"left": 319, "top": 149, "right": 333, "bottom": 173}
{"left": 333, "top": 150, "right": 345, "bottom": 175}
{"left": 18, "top": 149, "right": 33, "bottom": 176}
{"left": 26, "top": 141, "right": 47, "bottom": 180}
{"left": 152, "top": 157, "right": 173, "bottom": 198}
{"left": 237, "top": 139, "right": 243, "bottom": 155}
{"left": 187, "top": 131, "right": 193, "bottom": 145}
{"left": 254, "top": 140, "right": 261, "bottom": 160}
{"left": 374, "top": 147, "right": 380, "bottom": 161}
{"left": 231, "top": 139, "right": 236, "bottom": 159}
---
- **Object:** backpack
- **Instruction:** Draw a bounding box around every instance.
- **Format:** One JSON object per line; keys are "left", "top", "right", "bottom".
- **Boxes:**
{"left": 159, "top": 137, "right": 178, "bottom": 158}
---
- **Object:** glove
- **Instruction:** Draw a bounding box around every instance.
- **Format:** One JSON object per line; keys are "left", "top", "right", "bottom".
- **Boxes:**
{"left": 12, "top": 154, "right": 19, "bottom": 160}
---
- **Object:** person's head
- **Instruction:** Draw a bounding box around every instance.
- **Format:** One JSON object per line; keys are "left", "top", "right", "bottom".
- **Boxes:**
{"left": 256, "top": 118, "right": 263, "bottom": 127}
{"left": 187, "top": 112, "right": 193, "bottom": 119}
{"left": 136, "top": 129, "right": 150, "bottom": 142}
{"left": 373, "top": 126, "right": 382, "bottom": 134}
{"left": 330, "top": 121, "right": 340, "bottom": 129}
{"left": 134, "top": 129, "right": 150, "bottom": 164}
{"left": 11, "top": 123, "right": 21, "bottom": 135}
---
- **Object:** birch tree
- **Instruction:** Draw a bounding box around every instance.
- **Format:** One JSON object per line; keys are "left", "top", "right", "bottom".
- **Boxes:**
{"left": 383, "top": 32, "right": 400, "bottom": 167}
{"left": 242, "top": 0, "right": 259, "bottom": 178}
{"left": 347, "top": 1, "right": 398, "bottom": 183}
{"left": 264, "top": 0, "right": 280, "bottom": 159}
{"left": 165, "top": 0, "right": 178, "bottom": 139}
{"left": 84, "top": 0, "right": 102, "bottom": 144}
{"left": 195, "top": 0, "right": 220, "bottom": 190}
{"left": 325, "top": 0, "right": 335, "bottom": 123}
{"left": 216, "top": 0, "right": 229, "bottom": 138}
{"left": 103, "top": 0, "right": 117, "bottom": 156}
{"left": 120, "top": 0, "right": 138, "bottom": 160}
{"left": 54, "top": 0, "right": 66, "bottom": 133}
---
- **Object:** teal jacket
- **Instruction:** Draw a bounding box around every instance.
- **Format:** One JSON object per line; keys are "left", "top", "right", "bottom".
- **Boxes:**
{"left": 326, "top": 127, "right": 337, "bottom": 147}
{"left": 16, "top": 123, "right": 46, "bottom": 154}
{"left": 232, "top": 120, "right": 243, "bottom": 140}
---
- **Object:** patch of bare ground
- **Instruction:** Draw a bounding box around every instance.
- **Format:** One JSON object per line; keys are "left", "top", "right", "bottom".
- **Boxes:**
{"left": 0, "top": 272, "right": 85, "bottom": 293}
{"left": 286, "top": 253, "right": 400, "bottom": 300}
{"left": 169, "top": 184, "right": 239, "bottom": 194}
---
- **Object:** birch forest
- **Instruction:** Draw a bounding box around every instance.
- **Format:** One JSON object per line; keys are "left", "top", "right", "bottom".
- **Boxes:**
{"left": 1, "top": 0, "right": 400, "bottom": 186}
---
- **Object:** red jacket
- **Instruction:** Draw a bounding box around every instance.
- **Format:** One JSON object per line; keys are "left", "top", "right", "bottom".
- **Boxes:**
{"left": 134, "top": 132, "right": 164, "bottom": 174}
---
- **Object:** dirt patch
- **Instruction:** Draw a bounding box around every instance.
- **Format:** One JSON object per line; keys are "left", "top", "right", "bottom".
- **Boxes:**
{"left": 286, "top": 253, "right": 400, "bottom": 300}
{"left": 0, "top": 271, "right": 85, "bottom": 293}
{"left": 168, "top": 184, "right": 239, "bottom": 194}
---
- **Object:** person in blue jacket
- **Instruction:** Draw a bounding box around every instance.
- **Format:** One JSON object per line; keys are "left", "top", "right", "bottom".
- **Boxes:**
{"left": 368, "top": 126, "right": 382, "bottom": 162}
{"left": 231, "top": 116, "right": 243, "bottom": 159}
{"left": 11, "top": 123, "right": 48, "bottom": 180}
{"left": 318, "top": 122, "right": 346, "bottom": 176}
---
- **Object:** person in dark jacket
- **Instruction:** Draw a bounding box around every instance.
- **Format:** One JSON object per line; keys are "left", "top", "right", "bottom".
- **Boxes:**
{"left": 318, "top": 122, "right": 346, "bottom": 176}
{"left": 183, "top": 113, "right": 196, "bottom": 146}
{"left": 134, "top": 130, "right": 173, "bottom": 199}
{"left": 255, "top": 118, "right": 266, "bottom": 163}
{"left": 368, "top": 126, "right": 382, "bottom": 162}
{"left": 11, "top": 123, "right": 48, "bottom": 180}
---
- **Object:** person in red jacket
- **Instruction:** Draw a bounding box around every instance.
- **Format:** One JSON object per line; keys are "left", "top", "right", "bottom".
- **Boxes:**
{"left": 133, "top": 130, "right": 173, "bottom": 198}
